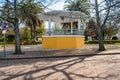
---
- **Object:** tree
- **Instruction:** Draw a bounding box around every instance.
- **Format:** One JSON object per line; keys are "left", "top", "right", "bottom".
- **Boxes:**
{"left": 93, "top": 0, "right": 120, "bottom": 51}
{"left": 85, "top": 19, "right": 98, "bottom": 40}
{"left": 64, "top": 0, "right": 90, "bottom": 15}
{"left": 0, "top": 0, "right": 22, "bottom": 54}
{"left": 19, "top": 0, "right": 44, "bottom": 41}
{"left": 0, "top": 0, "right": 59, "bottom": 54}
{"left": 23, "top": 27, "right": 30, "bottom": 40}
{"left": 103, "top": 25, "right": 118, "bottom": 40}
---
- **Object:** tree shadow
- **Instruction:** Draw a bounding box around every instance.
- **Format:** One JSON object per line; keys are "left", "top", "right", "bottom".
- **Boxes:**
{"left": 1, "top": 56, "right": 89, "bottom": 80}
{"left": 1, "top": 55, "right": 119, "bottom": 80}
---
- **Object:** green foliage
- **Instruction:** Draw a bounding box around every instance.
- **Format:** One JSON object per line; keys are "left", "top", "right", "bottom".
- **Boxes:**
{"left": 19, "top": 0, "right": 44, "bottom": 33}
{"left": 85, "top": 19, "right": 119, "bottom": 40}
{"left": 20, "top": 40, "right": 42, "bottom": 45}
{"left": 23, "top": 27, "right": 30, "bottom": 40}
{"left": 6, "top": 34, "right": 15, "bottom": 43}
{"left": 85, "top": 40, "right": 120, "bottom": 44}
{"left": 85, "top": 19, "right": 98, "bottom": 39}
{"left": 64, "top": 0, "right": 90, "bottom": 15}
{"left": 112, "top": 36, "right": 118, "bottom": 40}
{"left": 103, "top": 26, "right": 118, "bottom": 39}
{"left": 36, "top": 23, "right": 46, "bottom": 38}
{"left": 0, "top": 35, "right": 3, "bottom": 42}
{"left": 29, "top": 40, "right": 42, "bottom": 44}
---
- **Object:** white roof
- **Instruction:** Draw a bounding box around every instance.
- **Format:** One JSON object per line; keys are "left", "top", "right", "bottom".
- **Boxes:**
{"left": 39, "top": 10, "right": 84, "bottom": 23}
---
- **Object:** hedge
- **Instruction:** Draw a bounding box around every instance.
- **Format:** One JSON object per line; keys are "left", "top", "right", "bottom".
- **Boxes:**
{"left": 85, "top": 40, "right": 120, "bottom": 44}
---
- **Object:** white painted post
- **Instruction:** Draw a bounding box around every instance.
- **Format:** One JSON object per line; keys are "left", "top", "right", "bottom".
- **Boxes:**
{"left": 71, "top": 21, "right": 73, "bottom": 35}
{"left": 78, "top": 19, "right": 81, "bottom": 30}
{"left": 48, "top": 19, "right": 51, "bottom": 35}
{"left": 78, "top": 19, "right": 81, "bottom": 35}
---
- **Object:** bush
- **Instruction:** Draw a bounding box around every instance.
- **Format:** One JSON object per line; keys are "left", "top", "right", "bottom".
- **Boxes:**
{"left": 22, "top": 37, "right": 29, "bottom": 41}
{"left": 6, "top": 34, "right": 15, "bottom": 43}
{"left": 20, "top": 40, "right": 29, "bottom": 45}
{"left": 20, "top": 40, "right": 42, "bottom": 45}
{"left": 112, "top": 36, "right": 118, "bottom": 40}
{"left": 0, "top": 38, "right": 3, "bottom": 42}
{"left": 0, "top": 35, "right": 3, "bottom": 42}
{"left": 30, "top": 40, "right": 41, "bottom": 44}
{"left": 85, "top": 40, "right": 98, "bottom": 44}
{"left": 85, "top": 40, "right": 120, "bottom": 44}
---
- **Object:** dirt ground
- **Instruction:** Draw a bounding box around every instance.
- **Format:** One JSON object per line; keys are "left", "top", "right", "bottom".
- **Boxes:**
{"left": 0, "top": 44, "right": 120, "bottom": 80}
{"left": 0, "top": 54, "right": 120, "bottom": 80}
{"left": 0, "top": 44, "right": 120, "bottom": 59}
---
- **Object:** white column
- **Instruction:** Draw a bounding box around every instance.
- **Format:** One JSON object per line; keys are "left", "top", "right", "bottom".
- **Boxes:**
{"left": 71, "top": 21, "right": 73, "bottom": 35}
{"left": 48, "top": 19, "right": 51, "bottom": 35}
{"left": 77, "top": 19, "right": 81, "bottom": 35}
{"left": 78, "top": 19, "right": 81, "bottom": 30}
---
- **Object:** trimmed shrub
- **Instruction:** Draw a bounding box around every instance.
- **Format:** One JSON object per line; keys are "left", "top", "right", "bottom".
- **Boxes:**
{"left": 29, "top": 40, "right": 41, "bottom": 45}
{"left": 85, "top": 40, "right": 120, "bottom": 44}
{"left": 0, "top": 38, "right": 3, "bottom": 42}
{"left": 20, "top": 40, "right": 42, "bottom": 45}
{"left": 6, "top": 34, "right": 15, "bottom": 43}
{"left": 112, "top": 36, "right": 118, "bottom": 40}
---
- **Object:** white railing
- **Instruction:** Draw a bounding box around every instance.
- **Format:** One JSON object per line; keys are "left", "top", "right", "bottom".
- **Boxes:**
{"left": 43, "top": 29, "right": 84, "bottom": 35}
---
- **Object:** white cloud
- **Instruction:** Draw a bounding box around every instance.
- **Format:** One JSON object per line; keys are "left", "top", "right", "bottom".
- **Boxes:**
{"left": 47, "top": 1, "right": 65, "bottom": 11}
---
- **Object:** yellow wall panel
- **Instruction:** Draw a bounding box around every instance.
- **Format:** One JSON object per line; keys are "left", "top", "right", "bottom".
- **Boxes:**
{"left": 42, "top": 36, "right": 84, "bottom": 49}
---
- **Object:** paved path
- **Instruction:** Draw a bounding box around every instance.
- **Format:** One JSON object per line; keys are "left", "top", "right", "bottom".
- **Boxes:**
{"left": 0, "top": 54, "right": 120, "bottom": 80}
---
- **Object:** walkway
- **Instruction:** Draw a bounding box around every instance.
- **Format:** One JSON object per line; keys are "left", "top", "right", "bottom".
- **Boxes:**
{"left": 0, "top": 44, "right": 120, "bottom": 80}
{"left": 0, "top": 54, "right": 120, "bottom": 80}
{"left": 0, "top": 44, "right": 120, "bottom": 59}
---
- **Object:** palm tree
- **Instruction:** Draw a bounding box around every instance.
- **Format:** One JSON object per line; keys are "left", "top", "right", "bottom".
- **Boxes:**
{"left": 0, "top": 0, "right": 44, "bottom": 54}
{"left": 19, "top": 0, "right": 44, "bottom": 41}
{"left": 64, "top": 0, "right": 90, "bottom": 33}
{"left": 64, "top": 0, "right": 90, "bottom": 15}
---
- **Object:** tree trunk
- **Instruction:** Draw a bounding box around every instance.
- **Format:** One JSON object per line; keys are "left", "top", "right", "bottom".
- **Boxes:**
{"left": 33, "top": 25, "right": 36, "bottom": 40}
{"left": 98, "top": 26, "right": 105, "bottom": 51}
{"left": 95, "top": 0, "right": 105, "bottom": 51}
{"left": 30, "top": 26, "right": 33, "bottom": 41}
{"left": 14, "top": 19, "right": 22, "bottom": 54}
{"left": 13, "top": 0, "right": 22, "bottom": 54}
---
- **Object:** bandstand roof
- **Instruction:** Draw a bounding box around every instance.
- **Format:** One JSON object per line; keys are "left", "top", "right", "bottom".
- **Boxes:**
{"left": 39, "top": 10, "right": 84, "bottom": 23}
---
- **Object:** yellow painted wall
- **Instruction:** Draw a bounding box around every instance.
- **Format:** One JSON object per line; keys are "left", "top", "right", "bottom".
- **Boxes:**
{"left": 42, "top": 36, "right": 84, "bottom": 49}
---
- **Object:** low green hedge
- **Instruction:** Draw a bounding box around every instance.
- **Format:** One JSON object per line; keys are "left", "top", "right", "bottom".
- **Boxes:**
{"left": 20, "top": 40, "right": 42, "bottom": 45}
{"left": 85, "top": 40, "right": 120, "bottom": 44}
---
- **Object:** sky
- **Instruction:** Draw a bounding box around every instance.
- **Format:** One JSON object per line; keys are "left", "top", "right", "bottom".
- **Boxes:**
{"left": 48, "top": 1, "right": 65, "bottom": 10}
{"left": 46, "top": 0, "right": 65, "bottom": 11}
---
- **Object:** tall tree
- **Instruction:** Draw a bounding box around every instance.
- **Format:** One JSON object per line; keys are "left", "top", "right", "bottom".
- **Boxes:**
{"left": 85, "top": 19, "right": 98, "bottom": 40}
{"left": 14, "top": 0, "right": 21, "bottom": 54}
{"left": 0, "top": 0, "right": 21, "bottom": 54}
{"left": 93, "top": 0, "right": 120, "bottom": 51}
{"left": 64, "top": 0, "right": 90, "bottom": 32}
{"left": 19, "top": 0, "right": 44, "bottom": 41}
{"left": 0, "top": 0, "right": 58, "bottom": 54}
